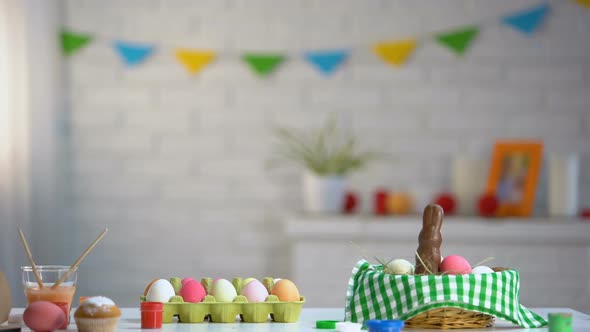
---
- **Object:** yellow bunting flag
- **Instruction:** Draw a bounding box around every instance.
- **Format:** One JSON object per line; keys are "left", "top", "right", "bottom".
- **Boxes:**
{"left": 175, "top": 49, "right": 216, "bottom": 74}
{"left": 575, "top": 0, "right": 590, "bottom": 7}
{"left": 373, "top": 39, "right": 417, "bottom": 67}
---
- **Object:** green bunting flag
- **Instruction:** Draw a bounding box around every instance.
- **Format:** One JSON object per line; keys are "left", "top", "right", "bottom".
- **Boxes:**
{"left": 242, "top": 54, "right": 285, "bottom": 76}
{"left": 59, "top": 2, "right": 561, "bottom": 75}
{"left": 61, "top": 31, "right": 92, "bottom": 56}
{"left": 435, "top": 26, "right": 479, "bottom": 56}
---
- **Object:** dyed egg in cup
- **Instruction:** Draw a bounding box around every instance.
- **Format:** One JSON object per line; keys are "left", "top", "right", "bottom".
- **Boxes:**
{"left": 21, "top": 265, "right": 78, "bottom": 324}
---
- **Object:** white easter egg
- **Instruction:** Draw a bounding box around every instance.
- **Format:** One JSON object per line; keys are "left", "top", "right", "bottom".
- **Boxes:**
{"left": 472, "top": 265, "right": 494, "bottom": 274}
{"left": 146, "top": 279, "right": 176, "bottom": 303}
{"left": 385, "top": 259, "right": 414, "bottom": 275}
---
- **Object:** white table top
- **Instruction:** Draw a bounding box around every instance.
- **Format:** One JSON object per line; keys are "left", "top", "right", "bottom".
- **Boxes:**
{"left": 7, "top": 307, "right": 590, "bottom": 331}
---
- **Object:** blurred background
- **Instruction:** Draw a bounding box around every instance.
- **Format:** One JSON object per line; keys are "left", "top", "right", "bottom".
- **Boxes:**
{"left": 1, "top": 0, "right": 589, "bottom": 311}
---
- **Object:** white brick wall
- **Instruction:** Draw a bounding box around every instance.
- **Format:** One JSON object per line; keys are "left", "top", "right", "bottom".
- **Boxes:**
{"left": 59, "top": 0, "right": 590, "bottom": 307}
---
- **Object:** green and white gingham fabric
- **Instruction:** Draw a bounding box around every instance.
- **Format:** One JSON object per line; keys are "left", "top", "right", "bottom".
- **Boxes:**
{"left": 345, "top": 260, "right": 547, "bottom": 328}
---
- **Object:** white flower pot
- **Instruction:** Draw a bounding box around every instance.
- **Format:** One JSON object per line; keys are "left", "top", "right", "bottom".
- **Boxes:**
{"left": 302, "top": 171, "right": 347, "bottom": 214}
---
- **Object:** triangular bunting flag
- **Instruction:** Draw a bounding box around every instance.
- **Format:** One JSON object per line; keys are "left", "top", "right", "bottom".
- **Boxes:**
{"left": 113, "top": 41, "right": 155, "bottom": 67}
{"left": 242, "top": 54, "right": 285, "bottom": 76}
{"left": 373, "top": 39, "right": 417, "bottom": 67}
{"left": 175, "top": 49, "right": 216, "bottom": 74}
{"left": 502, "top": 4, "right": 550, "bottom": 35}
{"left": 304, "top": 50, "right": 348, "bottom": 75}
{"left": 61, "top": 31, "right": 92, "bottom": 56}
{"left": 574, "top": 0, "right": 590, "bottom": 7}
{"left": 435, "top": 26, "right": 479, "bottom": 56}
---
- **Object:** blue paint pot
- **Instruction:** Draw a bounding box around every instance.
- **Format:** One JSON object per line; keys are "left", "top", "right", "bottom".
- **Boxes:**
{"left": 365, "top": 319, "right": 405, "bottom": 332}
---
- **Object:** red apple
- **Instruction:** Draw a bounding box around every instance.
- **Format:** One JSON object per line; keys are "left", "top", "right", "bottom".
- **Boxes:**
{"left": 434, "top": 193, "right": 457, "bottom": 215}
{"left": 478, "top": 193, "right": 498, "bottom": 217}
{"left": 343, "top": 191, "right": 358, "bottom": 214}
{"left": 374, "top": 189, "right": 389, "bottom": 216}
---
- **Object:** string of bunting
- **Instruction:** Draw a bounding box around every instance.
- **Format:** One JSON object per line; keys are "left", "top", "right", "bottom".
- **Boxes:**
{"left": 61, "top": 2, "right": 586, "bottom": 77}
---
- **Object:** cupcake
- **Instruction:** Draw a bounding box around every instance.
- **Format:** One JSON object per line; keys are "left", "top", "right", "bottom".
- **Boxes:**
{"left": 74, "top": 296, "right": 121, "bottom": 332}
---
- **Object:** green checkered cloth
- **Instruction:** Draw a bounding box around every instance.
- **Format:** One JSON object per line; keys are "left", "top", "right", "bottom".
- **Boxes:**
{"left": 345, "top": 260, "right": 547, "bottom": 328}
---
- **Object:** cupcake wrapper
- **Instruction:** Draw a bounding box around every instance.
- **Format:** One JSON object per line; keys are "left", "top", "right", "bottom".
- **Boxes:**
{"left": 75, "top": 317, "right": 120, "bottom": 332}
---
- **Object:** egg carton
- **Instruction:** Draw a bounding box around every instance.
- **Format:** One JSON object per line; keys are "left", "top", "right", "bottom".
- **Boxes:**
{"left": 140, "top": 277, "right": 305, "bottom": 323}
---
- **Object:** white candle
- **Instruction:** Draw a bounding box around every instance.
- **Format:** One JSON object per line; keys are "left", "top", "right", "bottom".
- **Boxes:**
{"left": 548, "top": 154, "right": 579, "bottom": 217}
{"left": 451, "top": 157, "right": 488, "bottom": 216}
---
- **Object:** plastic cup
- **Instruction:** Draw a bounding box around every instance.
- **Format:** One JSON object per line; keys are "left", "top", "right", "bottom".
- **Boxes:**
{"left": 141, "top": 302, "right": 163, "bottom": 329}
{"left": 21, "top": 265, "right": 77, "bottom": 324}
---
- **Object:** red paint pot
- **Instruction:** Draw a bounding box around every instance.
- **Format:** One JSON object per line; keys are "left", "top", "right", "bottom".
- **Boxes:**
{"left": 141, "top": 302, "right": 163, "bottom": 329}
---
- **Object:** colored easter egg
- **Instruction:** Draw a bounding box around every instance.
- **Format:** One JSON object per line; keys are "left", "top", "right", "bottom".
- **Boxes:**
{"left": 387, "top": 192, "right": 414, "bottom": 215}
{"left": 23, "top": 301, "right": 66, "bottom": 332}
{"left": 440, "top": 255, "right": 472, "bottom": 275}
{"left": 240, "top": 279, "right": 269, "bottom": 302}
{"left": 181, "top": 277, "right": 195, "bottom": 286}
{"left": 179, "top": 280, "right": 207, "bottom": 303}
{"left": 271, "top": 279, "right": 300, "bottom": 302}
{"left": 210, "top": 279, "right": 237, "bottom": 302}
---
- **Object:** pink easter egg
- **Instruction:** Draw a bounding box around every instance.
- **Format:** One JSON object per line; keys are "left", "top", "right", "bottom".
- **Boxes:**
{"left": 23, "top": 301, "right": 66, "bottom": 332}
{"left": 440, "top": 255, "right": 472, "bottom": 275}
{"left": 179, "top": 280, "right": 206, "bottom": 303}
{"left": 181, "top": 277, "right": 195, "bottom": 286}
{"left": 240, "top": 279, "right": 269, "bottom": 303}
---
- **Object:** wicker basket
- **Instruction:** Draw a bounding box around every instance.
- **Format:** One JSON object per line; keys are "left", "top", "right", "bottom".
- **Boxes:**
{"left": 346, "top": 205, "right": 548, "bottom": 329}
{"left": 405, "top": 307, "right": 495, "bottom": 329}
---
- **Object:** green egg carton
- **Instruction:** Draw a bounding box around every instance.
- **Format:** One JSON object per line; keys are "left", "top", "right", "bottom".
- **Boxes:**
{"left": 140, "top": 277, "right": 305, "bottom": 323}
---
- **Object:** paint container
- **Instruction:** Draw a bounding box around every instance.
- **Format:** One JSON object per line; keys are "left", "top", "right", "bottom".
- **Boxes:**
{"left": 141, "top": 302, "right": 163, "bottom": 329}
{"left": 365, "top": 319, "right": 404, "bottom": 332}
{"left": 548, "top": 312, "right": 572, "bottom": 332}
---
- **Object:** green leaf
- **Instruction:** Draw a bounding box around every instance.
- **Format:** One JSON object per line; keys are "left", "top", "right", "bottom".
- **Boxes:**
{"left": 268, "top": 117, "right": 384, "bottom": 176}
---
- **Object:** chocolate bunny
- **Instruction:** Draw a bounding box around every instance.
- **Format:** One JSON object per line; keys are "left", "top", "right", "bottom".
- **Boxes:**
{"left": 415, "top": 204, "right": 443, "bottom": 274}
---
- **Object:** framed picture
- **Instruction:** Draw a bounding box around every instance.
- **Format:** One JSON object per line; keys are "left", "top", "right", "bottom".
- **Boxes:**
{"left": 486, "top": 141, "right": 543, "bottom": 217}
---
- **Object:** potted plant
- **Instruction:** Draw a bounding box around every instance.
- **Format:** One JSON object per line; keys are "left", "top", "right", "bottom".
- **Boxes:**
{"left": 269, "top": 118, "right": 380, "bottom": 214}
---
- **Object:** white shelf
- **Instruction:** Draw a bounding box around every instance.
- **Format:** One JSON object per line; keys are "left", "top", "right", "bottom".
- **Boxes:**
{"left": 285, "top": 215, "right": 590, "bottom": 244}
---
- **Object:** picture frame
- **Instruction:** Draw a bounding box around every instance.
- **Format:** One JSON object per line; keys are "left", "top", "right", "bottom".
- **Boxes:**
{"left": 485, "top": 141, "right": 543, "bottom": 217}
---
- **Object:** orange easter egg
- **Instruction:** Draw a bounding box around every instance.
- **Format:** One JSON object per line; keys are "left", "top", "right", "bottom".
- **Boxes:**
{"left": 270, "top": 279, "right": 300, "bottom": 302}
{"left": 387, "top": 192, "right": 413, "bottom": 215}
